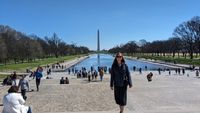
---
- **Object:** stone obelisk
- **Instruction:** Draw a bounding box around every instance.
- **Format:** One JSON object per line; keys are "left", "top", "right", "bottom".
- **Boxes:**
{"left": 97, "top": 29, "right": 100, "bottom": 52}
{"left": 97, "top": 30, "right": 100, "bottom": 66}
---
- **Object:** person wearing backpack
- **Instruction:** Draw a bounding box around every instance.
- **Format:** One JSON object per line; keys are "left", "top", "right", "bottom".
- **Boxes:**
{"left": 34, "top": 67, "right": 43, "bottom": 91}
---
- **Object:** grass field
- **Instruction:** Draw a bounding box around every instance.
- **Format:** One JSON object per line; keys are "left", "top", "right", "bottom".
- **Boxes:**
{"left": 136, "top": 55, "right": 200, "bottom": 66}
{"left": 125, "top": 53, "right": 200, "bottom": 66}
{"left": 140, "top": 56, "right": 200, "bottom": 65}
{"left": 0, "top": 54, "right": 86, "bottom": 72}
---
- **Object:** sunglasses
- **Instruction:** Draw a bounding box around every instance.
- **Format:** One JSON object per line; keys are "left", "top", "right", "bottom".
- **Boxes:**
{"left": 116, "top": 56, "right": 122, "bottom": 58}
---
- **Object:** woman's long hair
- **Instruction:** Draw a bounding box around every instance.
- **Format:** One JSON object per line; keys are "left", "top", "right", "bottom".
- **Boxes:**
{"left": 112, "top": 52, "right": 125, "bottom": 67}
{"left": 8, "top": 86, "right": 18, "bottom": 93}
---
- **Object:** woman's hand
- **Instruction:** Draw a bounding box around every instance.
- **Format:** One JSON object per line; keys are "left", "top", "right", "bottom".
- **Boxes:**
{"left": 111, "top": 87, "right": 114, "bottom": 90}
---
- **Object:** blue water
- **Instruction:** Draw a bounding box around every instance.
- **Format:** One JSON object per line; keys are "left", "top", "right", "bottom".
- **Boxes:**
{"left": 72, "top": 54, "right": 172, "bottom": 71}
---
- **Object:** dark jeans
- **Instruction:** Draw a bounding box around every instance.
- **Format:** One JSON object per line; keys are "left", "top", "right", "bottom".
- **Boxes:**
{"left": 21, "top": 89, "right": 27, "bottom": 100}
{"left": 36, "top": 78, "right": 41, "bottom": 91}
{"left": 27, "top": 106, "right": 32, "bottom": 113}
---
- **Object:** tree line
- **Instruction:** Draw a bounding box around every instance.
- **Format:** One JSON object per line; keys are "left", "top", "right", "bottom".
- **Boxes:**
{"left": 109, "top": 16, "right": 200, "bottom": 59}
{"left": 0, "top": 25, "right": 90, "bottom": 65}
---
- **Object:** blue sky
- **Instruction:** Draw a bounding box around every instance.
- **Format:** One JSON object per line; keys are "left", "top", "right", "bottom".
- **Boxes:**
{"left": 1, "top": 0, "right": 200, "bottom": 50}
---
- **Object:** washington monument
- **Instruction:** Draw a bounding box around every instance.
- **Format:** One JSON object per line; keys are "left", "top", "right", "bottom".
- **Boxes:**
{"left": 97, "top": 30, "right": 100, "bottom": 52}
{"left": 97, "top": 30, "right": 100, "bottom": 65}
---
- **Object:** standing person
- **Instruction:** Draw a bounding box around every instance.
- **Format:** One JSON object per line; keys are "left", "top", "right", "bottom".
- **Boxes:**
{"left": 99, "top": 68, "right": 104, "bottom": 82}
{"left": 11, "top": 72, "right": 18, "bottom": 86}
{"left": 94, "top": 70, "right": 98, "bottom": 80}
{"left": 169, "top": 69, "right": 171, "bottom": 75}
{"left": 91, "top": 71, "right": 95, "bottom": 80}
{"left": 49, "top": 68, "right": 51, "bottom": 75}
{"left": 158, "top": 68, "right": 161, "bottom": 75}
{"left": 88, "top": 71, "right": 91, "bottom": 82}
{"left": 110, "top": 52, "right": 132, "bottom": 113}
{"left": 104, "top": 66, "right": 107, "bottom": 73}
{"left": 108, "top": 68, "right": 111, "bottom": 74}
{"left": 175, "top": 68, "right": 178, "bottom": 74}
{"left": 91, "top": 66, "right": 94, "bottom": 72}
{"left": 68, "top": 69, "right": 71, "bottom": 75}
{"left": 196, "top": 70, "right": 199, "bottom": 77}
{"left": 2, "top": 86, "right": 32, "bottom": 113}
{"left": 182, "top": 68, "right": 185, "bottom": 75}
{"left": 34, "top": 67, "right": 43, "bottom": 91}
{"left": 145, "top": 66, "right": 147, "bottom": 70}
{"left": 139, "top": 68, "right": 142, "bottom": 74}
{"left": 18, "top": 75, "right": 29, "bottom": 100}
{"left": 178, "top": 68, "right": 181, "bottom": 75}
{"left": 133, "top": 66, "right": 136, "bottom": 71}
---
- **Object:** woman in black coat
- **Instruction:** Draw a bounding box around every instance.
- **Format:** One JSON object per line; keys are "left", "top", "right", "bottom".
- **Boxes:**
{"left": 110, "top": 52, "right": 132, "bottom": 113}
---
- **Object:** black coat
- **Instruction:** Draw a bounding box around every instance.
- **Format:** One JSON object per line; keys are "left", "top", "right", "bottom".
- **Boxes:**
{"left": 110, "top": 63, "right": 132, "bottom": 87}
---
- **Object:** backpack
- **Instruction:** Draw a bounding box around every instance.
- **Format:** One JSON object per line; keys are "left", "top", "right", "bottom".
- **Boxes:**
{"left": 35, "top": 72, "right": 42, "bottom": 79}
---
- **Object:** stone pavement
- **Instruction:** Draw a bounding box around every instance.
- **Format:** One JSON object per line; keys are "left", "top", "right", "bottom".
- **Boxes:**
{"left": 1, "top": 70, "right": 200, "bottom": 113}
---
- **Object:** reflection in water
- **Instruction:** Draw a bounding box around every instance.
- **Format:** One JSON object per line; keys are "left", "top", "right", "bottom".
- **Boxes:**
{"left": 97, "top": 54, "right": 100, "bottom": 66}
{"left": 72, "top": 54, "right": 173, "bottom": 71}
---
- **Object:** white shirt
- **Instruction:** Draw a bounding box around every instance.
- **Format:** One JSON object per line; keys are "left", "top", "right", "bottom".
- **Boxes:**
{"left": 2, "top": 93, "right": 29, "bottom": 113}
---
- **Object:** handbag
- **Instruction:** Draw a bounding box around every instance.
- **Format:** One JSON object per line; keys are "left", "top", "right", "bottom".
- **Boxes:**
{"left": 123, "top": 64, "right": 129, "bottom": 86}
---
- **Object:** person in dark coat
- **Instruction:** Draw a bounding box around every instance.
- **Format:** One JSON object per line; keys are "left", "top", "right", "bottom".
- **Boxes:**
{"left": 110, "top": 52, "right": 132, "bottom": 113}
{"left": 60, "top": 77, "right": 65, "bottom": 84}
{"left": 146, "top": 72, "right": 153, "bottom": 82}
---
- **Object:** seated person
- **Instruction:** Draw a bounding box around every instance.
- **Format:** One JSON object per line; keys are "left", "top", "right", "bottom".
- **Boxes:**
{"left": 65, "top": 77, "right": 69, "bottom": 84}
{"left": 2, "top": 76, "right": 8, "bottom": 85}
{"left": 3, "top": 76, "right": 12, "bottom": 85}
{"left": 60, "top": 77, "right": 65, "bottom": 84}
{"left": 2, "top": 86, "right": 32, "bottom": 113}
{"left": 147, "top": 72, "right": 153, "bottom": 82}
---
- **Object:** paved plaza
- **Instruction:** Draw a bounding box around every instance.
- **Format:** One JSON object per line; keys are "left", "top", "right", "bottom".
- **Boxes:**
{"left": 1, "top": 70, "right": 200, "bottom": 113}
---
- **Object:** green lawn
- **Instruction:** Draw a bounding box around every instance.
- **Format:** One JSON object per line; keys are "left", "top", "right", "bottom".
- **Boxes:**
{"left": 0, "top": 54, "right": 86, "bottom": 72}
{"left": 124, "top": 53, "right": 200, "bottom": 66}
{"left": 136, "top": 55, "right": 200, "bottom": 66}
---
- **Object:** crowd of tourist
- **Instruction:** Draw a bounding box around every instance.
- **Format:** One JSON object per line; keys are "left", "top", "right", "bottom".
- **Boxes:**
{"left": 1, "top": 59, "right": 200, "bottom": 113}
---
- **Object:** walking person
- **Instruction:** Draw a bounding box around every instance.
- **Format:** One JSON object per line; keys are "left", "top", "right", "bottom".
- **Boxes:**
{"left": 18, "top": 75, "right": 29, "bottom": 100}
{"left": 110, "top": 52, "right": 132, "bottom": 113}
{"left": 34, "top": 67, "right": 43, "bottom": 91}
{"left": 2, "top": 86, "right": 32, "bottom": 113}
